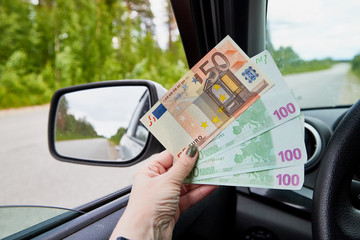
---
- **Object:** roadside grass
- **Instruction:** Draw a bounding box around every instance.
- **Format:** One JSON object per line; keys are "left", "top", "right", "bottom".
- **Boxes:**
{"left": 339, "top": 70, "right": 360, "bottom": 105}
{"left": 280, "top": 60, "right": 335, "bottom": 75}
{"left": 55, "top": 132, "right": 104, "bottom": 141}
{"left": 352, "top": 69, "right": 360, "bottom": 80}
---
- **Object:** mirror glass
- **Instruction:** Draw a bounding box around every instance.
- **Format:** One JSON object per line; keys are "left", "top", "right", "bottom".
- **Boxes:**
{"left": 54, "top": 86, "right": 150, "bottom": 161}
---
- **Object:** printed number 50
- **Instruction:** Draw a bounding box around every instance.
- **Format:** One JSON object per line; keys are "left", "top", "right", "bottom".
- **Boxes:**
{"left": 198, "top": 52, "right": 230, "bottom": 81}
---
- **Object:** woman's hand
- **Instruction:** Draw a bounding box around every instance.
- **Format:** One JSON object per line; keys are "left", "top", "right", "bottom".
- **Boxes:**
{"left": 110, "top": 146, "right": 218, "bottom": 240}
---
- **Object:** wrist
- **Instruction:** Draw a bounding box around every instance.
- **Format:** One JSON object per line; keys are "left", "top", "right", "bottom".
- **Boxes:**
{"left": 114, "top": 207, "right": 155, "bottom": 240}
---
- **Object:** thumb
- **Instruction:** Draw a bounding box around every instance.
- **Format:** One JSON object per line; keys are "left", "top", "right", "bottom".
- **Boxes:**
{"left": 168, "top": 145, "right": 198, "bottom": 183}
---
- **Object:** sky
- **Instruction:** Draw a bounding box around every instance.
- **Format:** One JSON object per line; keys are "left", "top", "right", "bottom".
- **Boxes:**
{"left": 267, "top": 0, "right": 360, "bottom": 60}
{"left": 149, "top": 0, "right": 169, "bottom": 49}
{"left": 150, "top": 0, "right": 360, "bottom": 60}
{"left": 64, "top": 86, "right": 147, "bottom": 138}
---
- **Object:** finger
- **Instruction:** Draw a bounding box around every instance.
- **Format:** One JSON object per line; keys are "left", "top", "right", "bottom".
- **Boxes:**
{"left": 144, "top": 150, "right": 173, "bottom": 175}
{"left": 180, "top": 184, "right": 203, "bottom": 195}
{"left": 167, "top": 145, "right": 199, "bottom": 183}
{"left": 184, "top": 184, "right": 203, "bottom": 191}
{"left": 179, "top": 185, "right": 218, "bottom": 213}
{"left": 151, "top": 150, "right": 174, "bottom": 170}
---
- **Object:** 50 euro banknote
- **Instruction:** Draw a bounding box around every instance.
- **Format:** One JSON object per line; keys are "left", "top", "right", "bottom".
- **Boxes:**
{"left": 198, "top": 50, "right": 300, "bottom": 160}
{"left": 187, "top": 114, "right": 306, "bottom": 181}
{"left": 140, "top": 36, "right": 273, "bottom": 158}
{"left": 185, "top": 164, "right": 304, "bottom": 190}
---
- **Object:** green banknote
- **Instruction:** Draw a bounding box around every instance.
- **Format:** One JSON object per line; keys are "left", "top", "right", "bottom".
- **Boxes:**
{"left": 199, "top": 51, "right": 300, "bottom": 161}
{"left": 185, "top": 115, "right": 306, "bottom": 181}
{"left": 186, "top": 164, "right": 304, "bottom": 190}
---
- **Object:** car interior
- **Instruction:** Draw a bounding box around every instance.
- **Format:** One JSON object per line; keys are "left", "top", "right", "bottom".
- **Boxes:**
{"left": 6, "top": 0, "right": 360, "bottom": 239}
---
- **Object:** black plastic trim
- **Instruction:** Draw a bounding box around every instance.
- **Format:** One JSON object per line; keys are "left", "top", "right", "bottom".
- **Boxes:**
{"left": 246, "top": 187, "right": 312, "bottom": 219}
{"left": 170, "top": 0, "right": 201, "bottom": 68}
{"left": 236, "top": 193, "right": 312, "bottom": 239}
{"left": 48, "top": 79, "right": 164, "bottom": 167}
{"left": 75, "top": 186, "right": 131, "bottom": 213}
{"left": 172, "top": 0, "right": 251, "bottom": 67}
{"left": 301, "top": 104, "right": 352, "bottom": 111}
{"left": 304, "top": 116, "right": 332, "bottom": 172}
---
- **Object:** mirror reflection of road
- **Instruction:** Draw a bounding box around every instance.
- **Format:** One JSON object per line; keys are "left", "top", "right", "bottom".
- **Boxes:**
{"left": 284, "top": 63, "right": 360, "bottom": 108}
{"left": 56, "top": 138, "right": 117, "bottom": 161}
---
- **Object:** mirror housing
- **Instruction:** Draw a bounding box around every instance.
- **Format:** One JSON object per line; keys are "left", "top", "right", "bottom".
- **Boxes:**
{"left": 48, "top": 80, "right": 166, "bottom": 167}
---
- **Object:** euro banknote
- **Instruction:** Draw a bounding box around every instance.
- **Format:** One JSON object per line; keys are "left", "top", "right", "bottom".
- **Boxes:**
{"left": 187, "top": 115, "right": 306, "bottom": 181}
{"left": 198, "top": 50, "right": 300, "bottom": 160}
{"left": 141, "top": 36, "right": 273, "bottom": 158}
{"left": 185, "top": 164, "right": 304, "bottom": 190}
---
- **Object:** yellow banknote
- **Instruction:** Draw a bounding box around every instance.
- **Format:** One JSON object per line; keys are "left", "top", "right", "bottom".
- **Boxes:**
{"left": 140, "top": 36, "right": 273, "bottom": 158}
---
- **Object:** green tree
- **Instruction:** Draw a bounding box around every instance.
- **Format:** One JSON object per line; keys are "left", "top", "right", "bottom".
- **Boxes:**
{"left": 351, "top": 54, "right": 360, "bottom": 78}
{"left": 125, "top": 0, "right": 154, "bottom": 33}
{"left": 109, "top": 127, "right": 127, "bottom": 145}
{"left": 0, "top": 0, "right": 33, "bottom": 67}
{"left": 0, "top": 0, "right": 189, "bottom": 109}
{"left": 55, "top": 98, "right": 100, "bottom": 141}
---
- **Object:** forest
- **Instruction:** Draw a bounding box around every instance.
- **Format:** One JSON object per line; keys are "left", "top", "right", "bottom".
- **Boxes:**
{"left": 0, "top": 0, "right": 188, "bottom": 109}
{"left": 2, "top": 0, "right": 354, "bottom": 110}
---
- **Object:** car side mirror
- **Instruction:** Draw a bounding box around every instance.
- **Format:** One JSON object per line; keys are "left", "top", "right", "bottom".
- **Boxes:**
{"left": 48, "top": 80, "right": 166, "bottom": 167}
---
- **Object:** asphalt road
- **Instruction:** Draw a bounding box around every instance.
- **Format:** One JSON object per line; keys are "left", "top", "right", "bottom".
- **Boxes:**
{"left": 56, "top": 138, "right": 117, "bottom": 161}
{"left": 284, "top": 63, "right": 360, "bottom": 108}
{"left": 0, "top": 105, "right": 147, "bottom": 208}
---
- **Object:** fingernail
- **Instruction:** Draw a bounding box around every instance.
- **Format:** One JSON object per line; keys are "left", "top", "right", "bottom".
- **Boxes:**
{"left": 186, "top": 145, "right": 198, "bottom": 157}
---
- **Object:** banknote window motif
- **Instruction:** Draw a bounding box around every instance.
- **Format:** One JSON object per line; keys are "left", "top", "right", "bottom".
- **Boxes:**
{"left": 204, "top": 69, "right": 252, "bottom": 116}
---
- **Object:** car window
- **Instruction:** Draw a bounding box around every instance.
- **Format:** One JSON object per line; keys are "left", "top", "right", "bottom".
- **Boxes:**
{"left": 135, "top": 124, "right": 149, "bottom": 143}
{"left": 126, "top": 90, "right": 150, "bottom": 139}
{"left": 0, "top": 206, "right": 83, "bottom": 239}
{"left": 0, "top": 0, "right": 185, "bottom": 213}
{"left": 267, "top": 0, "right": 360, "bottom": 109}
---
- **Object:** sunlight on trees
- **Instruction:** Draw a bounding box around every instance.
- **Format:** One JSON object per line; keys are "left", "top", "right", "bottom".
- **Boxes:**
{"left": 0, "top": 0, "right": 188, "bottom": 109}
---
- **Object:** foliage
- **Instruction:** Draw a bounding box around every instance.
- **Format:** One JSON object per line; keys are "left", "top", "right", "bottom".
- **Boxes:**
{"left": 351, "top": 54, "right": 360, "bottom": 78}
{"left": 0, "top": 0, "right": 188, "bottom": 109}
{"left": 269, "top": 46, "right": 334, "bottom": 75}
{"left": 55, "top": 97, "right": 99, "bottom": 141}
{"left": 109, "top": 127, "right": 127, "bottom": 145}
{"left": 55, "top": 115, "right": 100, "bottom": 141}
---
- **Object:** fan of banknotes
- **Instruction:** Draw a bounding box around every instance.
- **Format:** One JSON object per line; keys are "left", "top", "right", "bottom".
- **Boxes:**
{"left": 141, "top": 36, "right": 306, "bottom": 190}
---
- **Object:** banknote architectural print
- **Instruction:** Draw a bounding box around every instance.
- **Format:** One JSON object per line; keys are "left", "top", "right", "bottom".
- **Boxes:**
{"left": 141, "top": 36, "right": 273, "bottom": 158}
{"left": 203, "top": 67, "right": 268, "bottom": 116}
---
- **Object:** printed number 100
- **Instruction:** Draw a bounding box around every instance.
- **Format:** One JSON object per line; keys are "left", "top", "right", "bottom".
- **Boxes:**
{"left": 278, "top": 148, "right": 302, "bottom": 162}
{"left": 276, "top": 174, "right": 300, "bottom": 186}
{"left": 273, "top": 103, "right": 296, "bottom": 120}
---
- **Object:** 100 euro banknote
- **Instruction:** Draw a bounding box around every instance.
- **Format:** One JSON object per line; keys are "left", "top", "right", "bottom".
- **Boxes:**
{"left": 140, "top": 36, "right": 273, "bottom": 158}
{"left": 187, "top": 115, "right": 306, "bottom": 181}
{"left": 186, "top": 164, "right": 304, "bottom": 190}
{"left": 198, "top": 50, "right": 301, "bottom": 160}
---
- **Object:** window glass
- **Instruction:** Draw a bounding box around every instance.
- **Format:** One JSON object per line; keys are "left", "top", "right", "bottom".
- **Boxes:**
{"left": 267, "top": 0, "right": 360, "bottom": 108}
{"left": 0, "top": 206, "right": 82, "bottom": 239}
{"left": 0, "top": 0, "right": 186, "bottom": 211}
{"left": 134, "top": 95, "right": 150, "bottom": 143}
{"left": 135, "top": 125, "right": 149, "bottom": 143}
